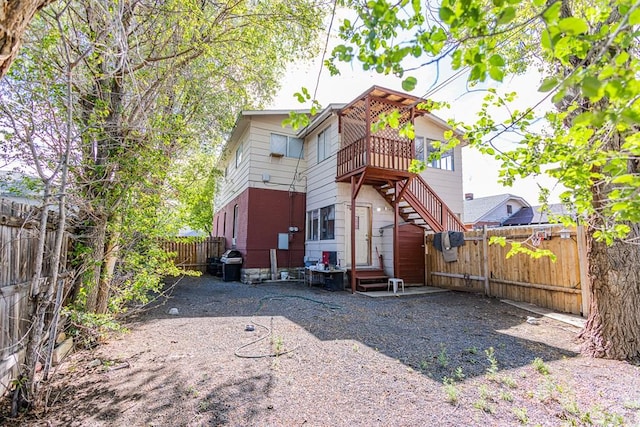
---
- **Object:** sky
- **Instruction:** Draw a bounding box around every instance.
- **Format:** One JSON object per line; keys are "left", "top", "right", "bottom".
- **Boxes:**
{"left": 267, "top": 9, "right": 565, "bottom": 206}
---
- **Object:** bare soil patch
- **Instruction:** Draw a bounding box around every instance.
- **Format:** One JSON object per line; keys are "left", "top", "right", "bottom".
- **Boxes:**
{"left": 3, "top": 276, "right": 640, "bottom": 426}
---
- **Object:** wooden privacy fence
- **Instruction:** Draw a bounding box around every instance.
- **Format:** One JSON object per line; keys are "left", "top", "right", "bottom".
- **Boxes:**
{"left": 426, "top": 225, "right": 589, "bottom": 316}
{"left": 162, "top": 236, "right": 225, "bottom": 272}
{"left": 0, "top": 199, "right": 71, "bottom": 395}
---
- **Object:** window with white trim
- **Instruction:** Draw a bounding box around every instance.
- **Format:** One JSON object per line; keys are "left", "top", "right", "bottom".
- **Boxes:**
{"left": 306, "top": 205, "right": 335, "bottom": 240}
{"left": 317, "top": 127, "right": 330, "bottom": 163}
{"left": 307, "top": 209, "right": 319, "bottom": 241}
{"left": 426, "top": 139, "right": 454, "bottom": 171}
{"left": 270, "top": 133, "right": 304, "bottom": 158}
{"left": 320, "top": 205, "right": 335, "bottom": 240}
{"left": 415, "top": 136, "right": 425, "bottom": 162}
{"left": 235, "top": 143, "right": 243, "bottom": 168}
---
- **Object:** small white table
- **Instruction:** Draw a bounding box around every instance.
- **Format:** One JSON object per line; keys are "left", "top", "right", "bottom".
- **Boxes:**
{"left": 387, "top": 278, "right": 405, "bottom": 294}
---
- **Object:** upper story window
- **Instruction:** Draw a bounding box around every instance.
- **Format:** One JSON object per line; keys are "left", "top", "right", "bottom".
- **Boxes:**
{"left": 270, "top": 133, "right": 303, "bottom": 158}
{"left": 426, "top": 139, "right": 454, "bottom": 171}
{"left": 414, "top": 136, "right": 425, "bottom": 162}
{"left": 317, "top": 127, "right": 330, "bottom": 163}
{"left": 506, "top": 204, "right": 513, "bottom": 215}
{"left": 235, "top": 143, "right": 243, "bottom": 168}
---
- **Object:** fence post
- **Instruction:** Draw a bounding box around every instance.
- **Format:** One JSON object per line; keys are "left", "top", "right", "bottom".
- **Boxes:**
{"left": 482, "top": 226, "right": 490, "bottom": 297}
{"left": 576, "top": 225, "right": 591, "bottom": 317}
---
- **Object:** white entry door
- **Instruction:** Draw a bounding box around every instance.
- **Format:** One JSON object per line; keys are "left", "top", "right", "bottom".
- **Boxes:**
{"left": 345, "top": 205, "right": 371, "bottom": 266}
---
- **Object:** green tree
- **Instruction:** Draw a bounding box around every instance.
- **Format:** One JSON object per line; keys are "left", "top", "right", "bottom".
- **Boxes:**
{"left": 1, "top": 0, "right": 327, "bottom": 410}
{"left": 329, "top": 0, "right": 640, "bottom": 360}
{"left": 3, "top": 0, "right": 328, "bottom": 315}
{"left": 168, "top": 150, "right": 222, "bottom": 235}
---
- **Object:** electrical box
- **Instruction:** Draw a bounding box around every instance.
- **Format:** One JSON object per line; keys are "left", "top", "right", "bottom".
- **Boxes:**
{"left": 278, "top": 233, "right": 289, "bottom": 250}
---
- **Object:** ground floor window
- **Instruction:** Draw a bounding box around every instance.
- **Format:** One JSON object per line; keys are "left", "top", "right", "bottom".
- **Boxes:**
{"left": 307, "top": 210, "right": 319, "bottom": 241}
{"left": 306, "top": 205, "right": 335, "bottom": 240}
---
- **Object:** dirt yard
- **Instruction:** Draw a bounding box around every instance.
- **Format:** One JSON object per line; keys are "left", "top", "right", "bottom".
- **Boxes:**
{"left": 3, "top": 276, "right": 640, "bottom": 426}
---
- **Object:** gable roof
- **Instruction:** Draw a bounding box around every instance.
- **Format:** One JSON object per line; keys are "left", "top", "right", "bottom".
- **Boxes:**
{"left": 501, "top": 203, "right": 571, "bottom": 226}
{"left": 463, "top": 193, "right": 530, "bottom": 224}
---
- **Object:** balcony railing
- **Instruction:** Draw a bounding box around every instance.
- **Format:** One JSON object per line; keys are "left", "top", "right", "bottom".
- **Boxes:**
{"left": 404, "top": 177, "right": 466, "bottom": 232}
{"left": 337, "top": 136, "right": 413, "bottom": 178}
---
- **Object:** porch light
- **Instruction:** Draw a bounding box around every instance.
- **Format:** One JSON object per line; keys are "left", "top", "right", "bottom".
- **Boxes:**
{"left": 559, "top": 228, "right": 571, "bottom": 239}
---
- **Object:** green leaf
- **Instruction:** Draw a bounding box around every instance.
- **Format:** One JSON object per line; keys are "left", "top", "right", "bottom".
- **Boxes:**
{"left": 558, "top": 17, "right": 589, "bottom": 35}
{"left": 611, "top": 174, "right": 636, "bottom": 185}
{"left": 497, "top": 7, "right": 516, "bottom": 25}
{"left": 541, "top": 30, "right": 552, "bottom": 50}
{"left": 538, "top": 77, "right": 558, "bottom": 92}
{"left": 615, "top": 51, "right": 629, "bottom": 66}
{"left": 542, "top": 2, "right": 562, "bottom": 23}
{"left": 581, "top": 76, "right": 601, "bottom": 98}
{"left": 488, "top": 54, "right": 505, "bottom": 66}
{"left": 489, "top": 66, "right": 504, "bottom": 81}
{"left": 402, "top": 76, "right": 418, "bottom": 91}
{"left": 439, "top": 7, "right": 455, "bottom": 24}
{"left": 629, "top": 8, "right": 640, "bottom": 25}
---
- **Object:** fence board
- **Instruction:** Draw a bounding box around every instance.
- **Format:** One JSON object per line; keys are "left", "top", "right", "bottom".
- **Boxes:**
{"left": 426, "top": 225, "right": 584, "bottom": 315}
{"left": 162, "top": 237, "right": 226, "bottom": 272}
{"left": 0, "top": 199, "right": 71, "bottom": 396}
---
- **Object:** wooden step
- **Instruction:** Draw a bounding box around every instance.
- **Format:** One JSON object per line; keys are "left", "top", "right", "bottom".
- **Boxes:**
{"left": 356, "top": 282, "right": 389, "bottom": 292}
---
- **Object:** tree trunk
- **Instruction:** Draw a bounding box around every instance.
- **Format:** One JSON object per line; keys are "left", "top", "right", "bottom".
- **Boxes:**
{"left": 96, "top": 226, "right": 120, "bottom": 314}
{"left": 0, "top": 0, "right": 54, "bottom": 78}
{"left": 578, "top": 129, "right": 640, "bottom": 360}
{"left": 580, "top": 224, "right": 640, "bottom": 359}
{"left": 85, "top": 214, "right": 107, "bottom": 313}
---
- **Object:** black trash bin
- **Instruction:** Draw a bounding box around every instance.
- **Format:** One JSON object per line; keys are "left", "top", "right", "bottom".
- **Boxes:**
{"left": 324, "top": 271, "right": 344, "bottom": 291}
{"left": 220, "top": 250, "right": 242, "bottom": 282}
{"left": 206, "top": 257, "right": 222, "bottom": 276}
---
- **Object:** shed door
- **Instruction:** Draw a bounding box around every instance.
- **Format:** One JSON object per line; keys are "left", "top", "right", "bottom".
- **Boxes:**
{"left": 398, "top": 223, "right": 425, "bottom": 284}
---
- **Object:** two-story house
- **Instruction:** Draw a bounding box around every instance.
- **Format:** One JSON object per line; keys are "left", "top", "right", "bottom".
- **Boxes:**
{"left": 213, "top": 86, "right": 466, "bottom": 291}
{"left": 463, "top": 193, "right": 531, "bottom": 229}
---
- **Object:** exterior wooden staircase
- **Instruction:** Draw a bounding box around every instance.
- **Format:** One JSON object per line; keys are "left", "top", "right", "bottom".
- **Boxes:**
{"left": 346, "top": 269, "right": 389, "bottom": 292}
{"left": 376, "top": 175, "right": 466, "bottom": 232}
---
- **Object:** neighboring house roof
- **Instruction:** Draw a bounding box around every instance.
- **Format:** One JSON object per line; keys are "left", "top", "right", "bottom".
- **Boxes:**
{"left": 501, "top": 203, "right": 571, "bottom": 226}
{"left": 463, "top": 193, "right": 530, "bottom": 224}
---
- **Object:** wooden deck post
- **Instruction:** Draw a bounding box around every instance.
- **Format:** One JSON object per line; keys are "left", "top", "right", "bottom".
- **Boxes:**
{"left": 350, "top": 176, "right": 357, "bottom": 294}
{"left": 393, "top": 181, "right": 399, "bottom": 279}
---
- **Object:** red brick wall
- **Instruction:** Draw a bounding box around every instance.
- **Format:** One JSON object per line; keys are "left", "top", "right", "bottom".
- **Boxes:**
{"left": 213, "top": 187, "right": 306, "bottom": 269}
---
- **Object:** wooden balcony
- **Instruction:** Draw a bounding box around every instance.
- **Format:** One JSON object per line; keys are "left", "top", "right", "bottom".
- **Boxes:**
{"left": 336, "top": 136, "right": 414, "bottom": 184}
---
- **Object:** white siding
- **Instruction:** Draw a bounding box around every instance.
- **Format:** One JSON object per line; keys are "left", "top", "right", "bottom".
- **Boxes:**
{"left": 304, "top": 116, "right": 340, "bottom": 261}
{"left": 217, "top": 105, "right": 466, "bottom": 272}
{"left": 215, "top": 125, "right": 251, "bottom": 210}
{"left": 414, "top": 117, "right": 464, "bottom": 216}
{"left": 246, "top": 115, "right": 307, "bottom": 193}
{"left": 215, "top": 114, "right": 306, "bottom": 212}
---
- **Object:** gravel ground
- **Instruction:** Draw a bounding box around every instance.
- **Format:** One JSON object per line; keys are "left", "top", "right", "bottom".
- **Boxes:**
{"left": 3, "top": 275, "right": 640, "bottom": 426}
